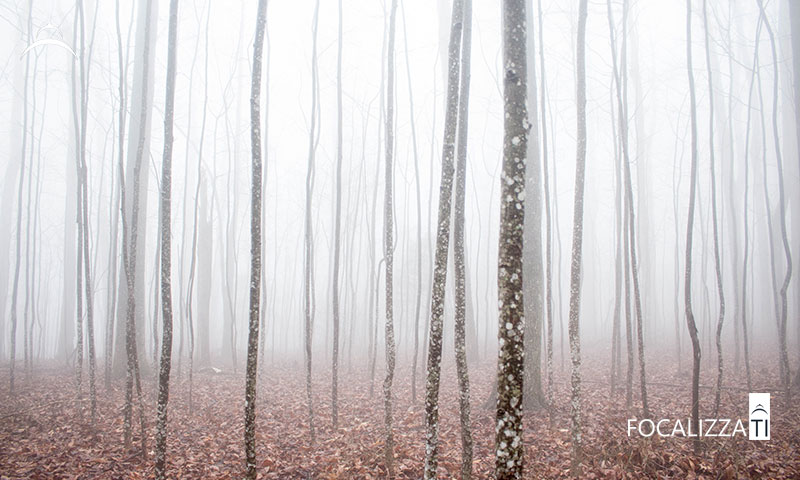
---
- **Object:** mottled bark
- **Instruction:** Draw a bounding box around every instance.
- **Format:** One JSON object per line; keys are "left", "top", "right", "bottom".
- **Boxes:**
{"left": 495, "top": 0, "right": 527, "bottom": 477}
{"left": 423, "top": 0, "right": 463, "bottom": 475}
{"left": 567, "top": 0, "right": 589, "bottom": 474}
{"left": 684, "top": 0, "right": 703, "bottom": 454}
{"left": 244, "top": 2, "right": 268, "bottom": 477}
{"left": 154, "top": 0, "right": 179, "bottom": 477}
{"left": 383, "top": 0, "right": 398, "bottom": 476}
{"left": 453, "top": 0, "right": 474, "bottom": 476}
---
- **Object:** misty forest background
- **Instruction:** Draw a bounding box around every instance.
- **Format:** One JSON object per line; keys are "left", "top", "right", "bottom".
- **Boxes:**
{"left": 0, "top": 0, "right": 799, "bottom": 478}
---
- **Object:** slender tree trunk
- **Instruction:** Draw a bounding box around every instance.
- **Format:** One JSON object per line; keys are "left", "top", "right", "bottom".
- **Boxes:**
{"left": 495, "top": 0, "right": 528, "bottom": 477}
{"left": 304, "top": 0, "right": 321, "bottom": 443}
{"left": 423, "top": 0, "right": 463, "bottom": 475}
{"left": 702, "top": 0, "right": 725, "bottom": 418}
{"left": 567, "top": 0, "right": 589, "bottom": 474}
{"left": 756, "top": 0, "right": 793, "bottom": 400}
{"left": 400, "top": 0, "right": 424, "bottom": 405}
{"left": 154, "top": 0, "right": 179, "bottom": 476}
{"left": 684, "top": 0, "right": 703, "bottom": 453}
{"left": 332, "top": 0, "right": 343, "bottom": 429}
{"left": 383, "top": 1, "right": 398, "bottom": 476}
{"left": 453, "top": 0, "right": 474, "bottom": 476}
{"left": 244, "top": 1, "right": 267, "bottom": 477}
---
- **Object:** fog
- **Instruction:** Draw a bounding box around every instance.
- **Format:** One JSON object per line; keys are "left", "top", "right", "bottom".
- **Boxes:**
{"left": 0, "top": 0, "right": 799, "bottom": 478}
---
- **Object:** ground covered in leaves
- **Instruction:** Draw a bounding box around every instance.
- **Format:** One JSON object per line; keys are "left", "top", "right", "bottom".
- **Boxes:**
{"left": 1, "top": 350, "right": 799, "bottom": 479}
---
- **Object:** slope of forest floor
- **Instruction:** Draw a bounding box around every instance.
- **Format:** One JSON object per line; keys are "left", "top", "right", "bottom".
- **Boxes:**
{"left": 1, "top": 350, "right": 798, "bottom": 479}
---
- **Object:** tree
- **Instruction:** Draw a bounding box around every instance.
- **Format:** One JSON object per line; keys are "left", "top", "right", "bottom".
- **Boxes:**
{"left": 522, "top": 0, "right": 545, "bottom": 411}
{"left": 684, "top": 0, "right": 703, "bottom": 454}
{"left": 304, "top": 0, "right": 321, "bottom": 443}
{"left": 154, "top": 0, "right": 179, "bottom": 476}
{"left": 120, "top": 0, "right": 153, "bottom": 455}
{"left": 423, "top": 0, "right": 463, "bottom": 475}
{"left": 114, "top": 0, "right": 160, "bottom": 376}
{"left": 567, "top": 0, "right": 589, "bottom": 474}
{"left": 332, "top": 0, "right": 343, "bottom": 429}
{"left": 244, "top": 1, "right": 268, "bottom": 477}
{"left": 756, "top": 0, "right": 793, "bottom": 401}
{"left": 401, "top": 0, "right": 424, "bottom": 405}
{"left": 453, "top": 0, "right": 474, "bottom": 476}
{"left": 606, "top": 0, "right": 648, "bottom": 418}
{"left": 9, "top": 0, "right": 33, "bottom": 396}
{"left": 701, "top": 0, "right": 726, "bottom": 417}
{"left": 383, "top": 0, "right": 399, "bottom": 476}
{"left": 495, "top": 0, "right": 527, "bottom": 477}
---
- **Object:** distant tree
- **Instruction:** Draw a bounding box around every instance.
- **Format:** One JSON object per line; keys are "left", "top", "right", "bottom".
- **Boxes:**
{"left": 304, "top": 0, "right": 321, "bottom": 443}
{"left": 154, "top": 0, "right": 179, "bottom": 477}
{"left": 9, "top": 0, "right": 33, "bottom": 396}
{"left": 567, "top": 0, "right": 589, "bottom": 474}
{"left": 684, "top": 0, "right": 703, "bottom": 454}
{"left": 495, "top": 0, "right": 528, "bottom": 477}
{"left": 332, "top": 0, "right": 343, "bottom": 429}
{"left": 522, "top": 0, "right": 546, "bottom": 412}
{"left": 400, "top": 0, "right": 424, "bottom": 404}
{"left": 244, "top": 1, "right": 268, "bottom": 477}
{"left": 383, "top": 0, "right": 399, "bottom": 476}
{"left": 756, "top": 0, "right": 793, "bottom": 401}
{"left": 701, "top": 0, "right": 726, "bottom": 417}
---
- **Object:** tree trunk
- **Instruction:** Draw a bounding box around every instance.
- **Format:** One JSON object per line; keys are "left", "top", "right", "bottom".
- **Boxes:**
{"left": 522, "top": 0, "right": 545, "bottom": 412}
{"left": 423, "top": 0, "right": 463, "bottom": 475}
{"left": 154, "top": 0, "right": 179, "bottom": 476}
{"left": 495, "top": 0, "right": 528, "bottom": 477}
{"left": 243, "top": 1, "right": 268, "bottom": 477}
{"left": 756, "top": 0, "right": 793, "bottom": 401}
{"left": 453, "top": 0, "right": 474, "bottom": 477}
{"left": 332, "top": 0, "right": 343, "bottom": 430}
{"left": 566, "top": 0, "right": 589, "bottom": 475}
{"left": 304, "top": 0, "right": 321, "bottom": 443}
{"left": 383, "top": 0, "right": 398, "bottom": 476}
{"left": 684, "top": 0, "right": 703, "bottom": 453}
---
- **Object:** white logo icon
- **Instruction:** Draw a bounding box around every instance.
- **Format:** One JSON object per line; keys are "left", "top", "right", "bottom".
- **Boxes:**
{"left": 749, "top": 393, "right": 770, "bottom": 440}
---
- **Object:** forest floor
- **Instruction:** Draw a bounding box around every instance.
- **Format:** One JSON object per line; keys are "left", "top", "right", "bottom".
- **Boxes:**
{"left": 1, "top": 349, "right": 799, "bottom": 479}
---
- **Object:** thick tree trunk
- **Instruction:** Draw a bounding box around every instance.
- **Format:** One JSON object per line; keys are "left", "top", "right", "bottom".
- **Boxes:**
{"left": 495, "top": 0, "right": 528, "bottom": 477}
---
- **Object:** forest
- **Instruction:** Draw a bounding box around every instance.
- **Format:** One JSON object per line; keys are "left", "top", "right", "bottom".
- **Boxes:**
{"left": 0, "top": 0, "right": 799, "bottom": 478}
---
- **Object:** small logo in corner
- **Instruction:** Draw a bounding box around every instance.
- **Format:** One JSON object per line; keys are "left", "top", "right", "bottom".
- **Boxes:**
{"left": 749, "top": 393, "right": 770, "bottom": 440}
